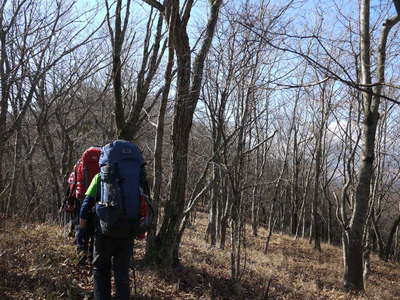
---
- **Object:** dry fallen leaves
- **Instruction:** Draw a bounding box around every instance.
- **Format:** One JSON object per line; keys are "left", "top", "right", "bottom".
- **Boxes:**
{"left": 0, "top": 215, "right": 399, "bottom": 299}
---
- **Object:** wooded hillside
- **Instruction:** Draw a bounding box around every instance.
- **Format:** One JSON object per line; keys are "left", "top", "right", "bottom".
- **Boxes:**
{"left": 1, "top": 0, "right": 400, "bottom": 295}
{"left": 1, "top": 215, "right": 399, "bottom": 299}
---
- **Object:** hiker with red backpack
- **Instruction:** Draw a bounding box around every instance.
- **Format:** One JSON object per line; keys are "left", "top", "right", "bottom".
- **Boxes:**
{"left": 76, "top": 140, "right": 152, "bottom": 300}
{"left": 61, "top": 147, "right": 102, "bottom": 264}
{"left": 74, "top": 147, "right": 102, "bottom": 264}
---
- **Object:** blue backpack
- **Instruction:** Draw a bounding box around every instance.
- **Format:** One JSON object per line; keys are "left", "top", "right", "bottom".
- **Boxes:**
{"left": 95, "top": 140, "right": 144, "bottom": 238}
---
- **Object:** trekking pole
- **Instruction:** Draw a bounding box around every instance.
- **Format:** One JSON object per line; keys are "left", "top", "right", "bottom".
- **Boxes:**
{"left": 131, "top": 246, "right": 137, "bottom": 295}
{"left": 132, "top": 263, "right": 137, "bottom": 295}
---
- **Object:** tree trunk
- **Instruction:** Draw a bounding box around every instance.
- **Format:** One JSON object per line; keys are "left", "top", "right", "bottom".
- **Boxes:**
{"left": 371, "top": 214, "right": 385, "bottom": 258}
{"left": 327, "top": 202, "right": 332, "bottom": 244}
{"left": 251, "top": 185, "right": 259, "bottom": 236}
{"left": 394, "top": 228, "right": 400, "bottom": 261}
{"left": 343, "top": 0, "right": 400, "bottom": 291}
{"left": 311, "top": 161, "right": 322, "bottom": 250}
{"left": 145, "top": 26, "right": 174, "bottom": 261}
{"left": 206, "top": 163, "right": 220, "bottom": 246}
{"left": 219, "top": 184, "right": 230, "bottom": 250}
{"left": 385, "top": 215, "right": 400, "bottom": 261}
{"left": 147, "top": 0, "right": 222, "bottom": 267}
{"left": 39, "top": 121, "right": 62, "bottom": 216}
{"left": 342, "top": 231, "right": 364, "bottom": 291}
{"left": 343, "top": 116, "right": 377, "bottom": 291}
{"left": 230, "top": 193, "right": 243, "bottom": 282}
{"left": 6, "top": 131, "right": 21, "bottom": 216}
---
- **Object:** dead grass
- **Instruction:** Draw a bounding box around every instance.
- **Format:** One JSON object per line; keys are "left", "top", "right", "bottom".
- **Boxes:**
{"left": 0, "top": 214, "right": 399, "bottom": 299}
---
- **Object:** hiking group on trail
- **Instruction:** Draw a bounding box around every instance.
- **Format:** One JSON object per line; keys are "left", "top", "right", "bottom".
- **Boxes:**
{"left": 61, "top": 140, "right": 152, "bottom": 300}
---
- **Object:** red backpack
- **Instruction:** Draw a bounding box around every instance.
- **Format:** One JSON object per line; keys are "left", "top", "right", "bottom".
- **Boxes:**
{"left": 75, "top": 147, "right": 101, "bottom": 200}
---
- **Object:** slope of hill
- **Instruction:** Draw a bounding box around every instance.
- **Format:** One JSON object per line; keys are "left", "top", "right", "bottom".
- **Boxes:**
{"left": 0, "top": 214, "right": 399, "bottom": 299}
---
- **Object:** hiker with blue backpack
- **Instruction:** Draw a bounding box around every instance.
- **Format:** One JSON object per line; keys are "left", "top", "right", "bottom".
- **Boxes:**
{"left": 76, "top": 140, "right": 152, "bottom": 300}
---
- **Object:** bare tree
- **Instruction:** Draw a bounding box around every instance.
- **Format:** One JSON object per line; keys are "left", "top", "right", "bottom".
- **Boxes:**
{"left": 236, "top": 0, "right": 400, "bottom": 291}
{"left": 142, "top": 0, "right": 223, "bottom": 266}
{"left": 146, "top": 20, "right": 175, "bottom": 259}
{"left": 0, "top": 0, "right": 103, "bottom": 215}
{"left": 339, "top": 0, "right": 400, "bottom": 291}
{"left": 106, "top": 0, "right": 166, "bottom": 140}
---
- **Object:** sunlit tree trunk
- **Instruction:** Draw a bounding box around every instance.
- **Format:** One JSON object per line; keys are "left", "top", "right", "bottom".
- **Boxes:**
{"left": 343, "top": 0, "right": 400, "bottom": 291}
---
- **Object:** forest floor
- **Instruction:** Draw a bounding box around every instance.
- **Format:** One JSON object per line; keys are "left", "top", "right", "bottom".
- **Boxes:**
{"left": 0, "top": 213, "right": 399, "bottom": 300}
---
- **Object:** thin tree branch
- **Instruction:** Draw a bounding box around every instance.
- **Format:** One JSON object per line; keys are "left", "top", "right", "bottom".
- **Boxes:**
{"left": 141, "top": 0, "right": 165, "bottom": 12}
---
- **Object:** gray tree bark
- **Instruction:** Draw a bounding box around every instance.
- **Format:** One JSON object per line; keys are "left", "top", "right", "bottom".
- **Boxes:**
{"left": 343, "top": 0, "right": 400, "bottom": 291}
{"left": 142, "top": 0, "right": 223, "bottom": 267}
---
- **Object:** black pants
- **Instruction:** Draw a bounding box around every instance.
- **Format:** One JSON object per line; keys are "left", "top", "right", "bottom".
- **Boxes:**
{"left": 92, "top": 234, "right": 133, "bottom": 300}
{"left": 76, "top": 212, "right": 95, "bottom": 263}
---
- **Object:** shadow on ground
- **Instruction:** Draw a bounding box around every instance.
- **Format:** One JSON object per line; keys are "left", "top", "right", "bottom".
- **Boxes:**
{"left": 132, "top": 257, "right": 300, "bottom": 299}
